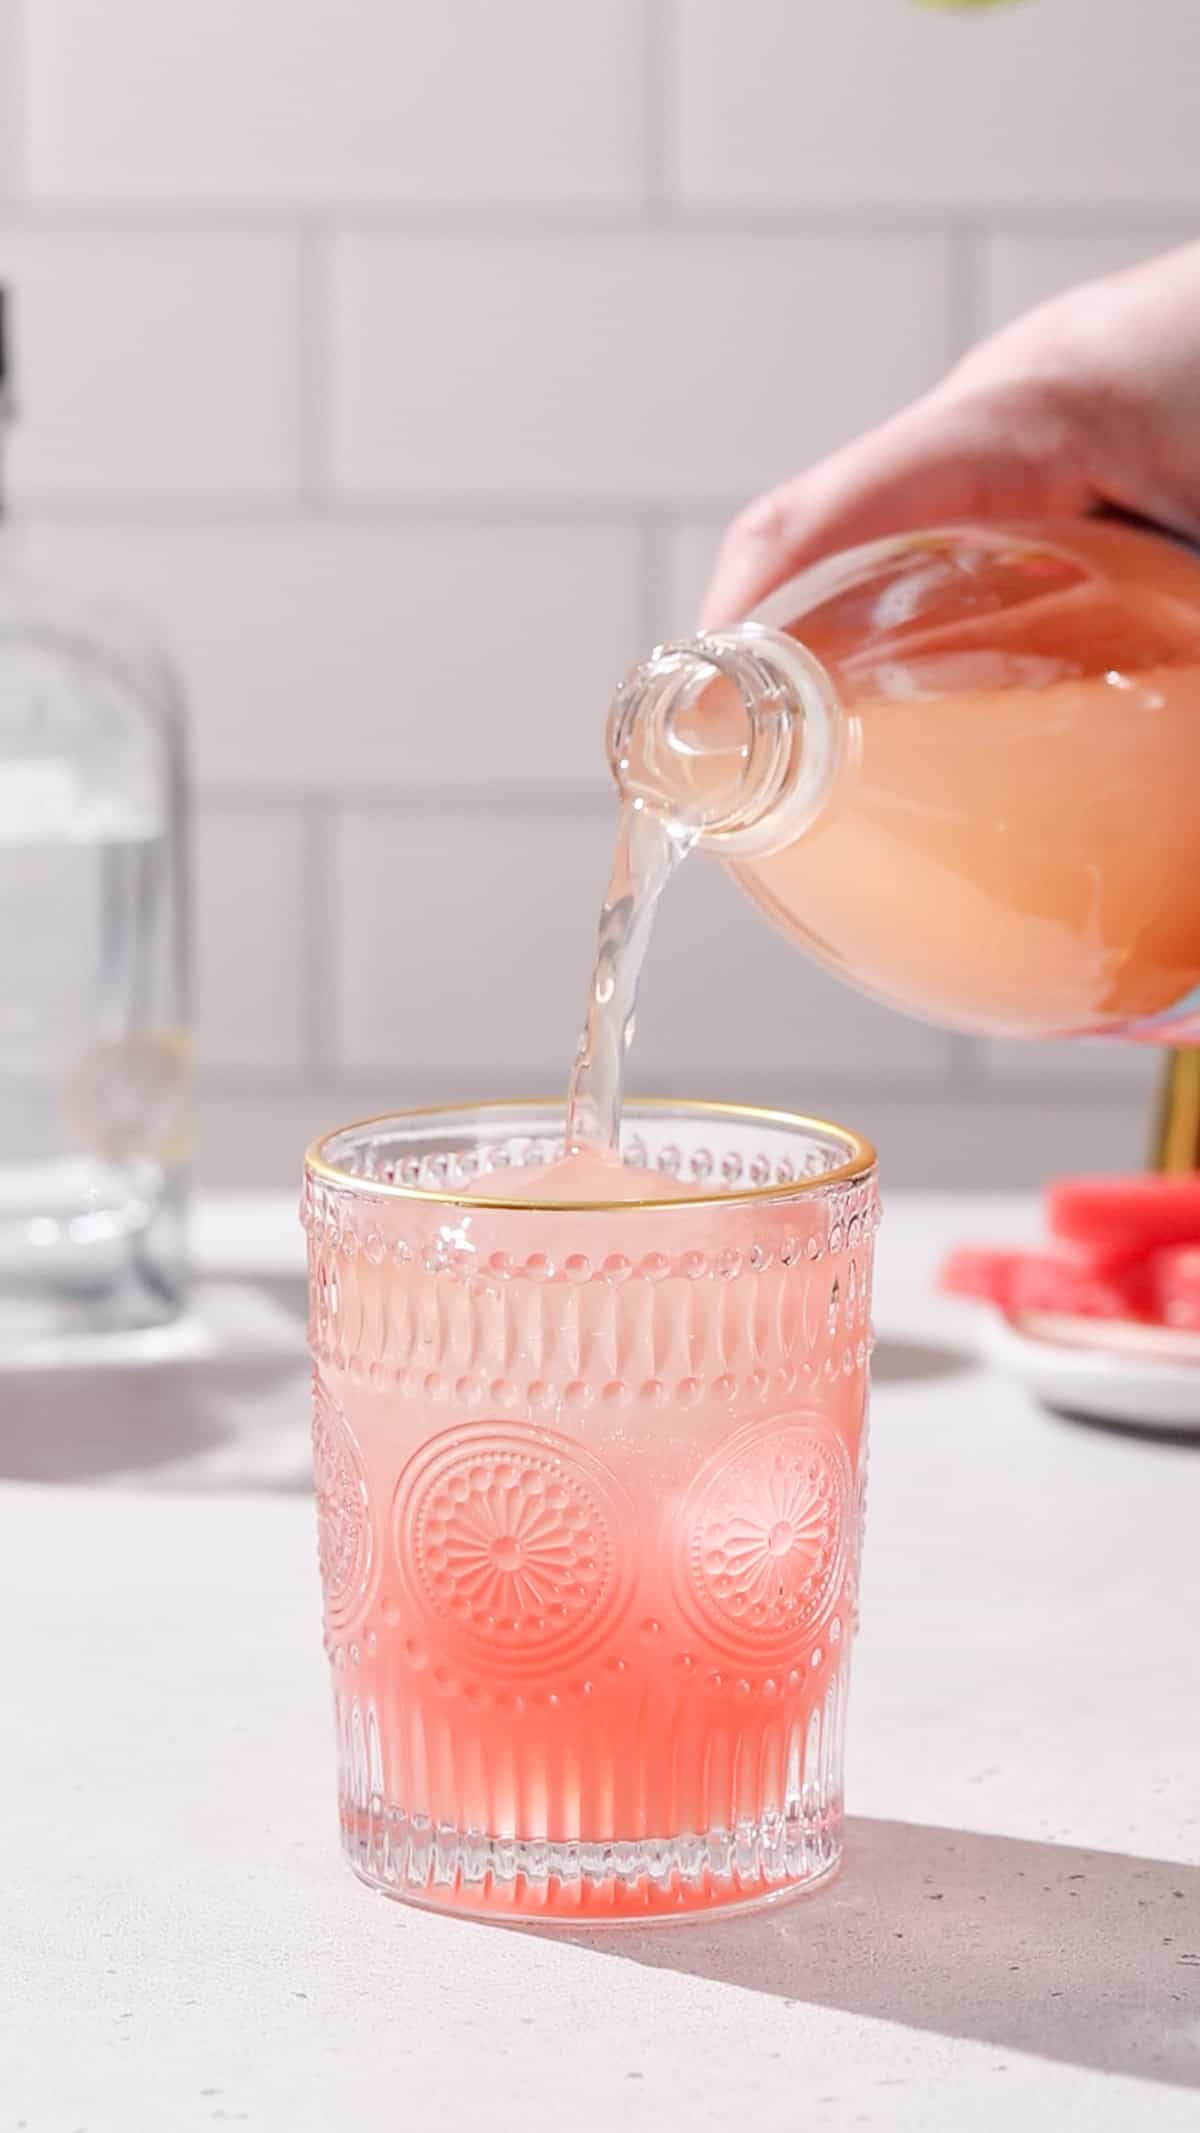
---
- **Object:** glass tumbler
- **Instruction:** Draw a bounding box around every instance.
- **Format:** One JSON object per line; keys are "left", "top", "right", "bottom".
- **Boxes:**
{"left": 303, "top": 1099, "right": 878, "bottom": 1923}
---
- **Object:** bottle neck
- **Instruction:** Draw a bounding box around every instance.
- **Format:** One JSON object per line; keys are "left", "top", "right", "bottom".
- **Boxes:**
{"left": 606, "top": 624, "right": 844, "bottom": 856}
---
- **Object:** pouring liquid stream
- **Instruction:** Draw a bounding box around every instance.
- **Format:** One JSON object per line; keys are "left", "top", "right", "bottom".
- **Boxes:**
{"left": 563, "top": 634, "right": 779, "bottom": 1167}
{"left": 564, "top": 796, "right": 696, "bottom": 1160}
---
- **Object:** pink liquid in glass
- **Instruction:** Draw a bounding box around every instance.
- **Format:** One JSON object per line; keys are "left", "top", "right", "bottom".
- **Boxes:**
{"left": 305, "top": 1107, "right": 875, "bottom": 1921}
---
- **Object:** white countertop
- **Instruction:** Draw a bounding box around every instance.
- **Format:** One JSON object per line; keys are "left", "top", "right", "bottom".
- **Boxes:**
{"left": 4, "top": 1193, "right": 1198, "bottom": 2132}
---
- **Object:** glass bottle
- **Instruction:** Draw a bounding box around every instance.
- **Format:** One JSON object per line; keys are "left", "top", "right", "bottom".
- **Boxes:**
{"left": 609, "top": 516, "right": 1200, "bottom": 1057}
{"left": 0, "top": 287, "right": 191, "bottom": 1343}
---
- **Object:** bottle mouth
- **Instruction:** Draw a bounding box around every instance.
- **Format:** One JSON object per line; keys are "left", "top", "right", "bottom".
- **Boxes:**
{"left": 606, "top": 625, "right": 841, "bottom": 856}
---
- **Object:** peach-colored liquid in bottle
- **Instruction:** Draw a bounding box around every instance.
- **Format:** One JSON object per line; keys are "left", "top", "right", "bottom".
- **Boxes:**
{"left": 617, "top": 519, "right": 1200, "bottom": 1044}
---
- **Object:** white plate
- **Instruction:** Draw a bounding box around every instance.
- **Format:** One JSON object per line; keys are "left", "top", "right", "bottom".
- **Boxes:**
{"left": 979, "top": 1307, "right": 1200, "bottom": 1432}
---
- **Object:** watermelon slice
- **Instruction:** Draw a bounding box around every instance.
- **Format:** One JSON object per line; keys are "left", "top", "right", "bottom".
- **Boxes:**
{"left": 1047, "top": 1176, "right": 1200, "bottom": 1256}
{"left": 941, "top": 1174, "right": 1200, "bottom": 1334}
{"left": 1006, "top": 1256, "right": 1151, "bottom": 1323}
{"left": 938, "top": 1246, "right": 1149, "bottom": 1319}
{"left": 1056, "top": 1234, "right": 1156, "bottom": 1280}
{"left": 1151, "top": 1245, "right": 1200, "bottom": 1331}
{"left": 938, "top": 1248, "right": 1029, "bottom": 1307}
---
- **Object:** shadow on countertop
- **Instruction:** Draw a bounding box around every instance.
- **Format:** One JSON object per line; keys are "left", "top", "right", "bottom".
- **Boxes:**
{"left": 1051, "top": 1406, "right": 1200, "bottom": 1451}
{"left": 0, "top": 1274, "right": 312, "bottom": 1492}
{"left": 871, "top": 1336, "right": 973, "bottom": 1385}
{"left": 5, "top": 1293, "right": 1190, "bottom": 1491}
{"left": 555, "top": 1816, "right": 1200, "bottom": 2091}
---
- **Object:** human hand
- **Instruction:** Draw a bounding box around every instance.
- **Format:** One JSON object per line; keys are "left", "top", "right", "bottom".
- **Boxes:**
{"left": 702, "top": 239, "right": 1200, "bottom": 627}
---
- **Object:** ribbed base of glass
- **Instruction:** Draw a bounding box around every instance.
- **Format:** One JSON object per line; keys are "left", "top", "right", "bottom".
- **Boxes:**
{"left": 339, "top": 1801, "right": 842, "bottom": 1923}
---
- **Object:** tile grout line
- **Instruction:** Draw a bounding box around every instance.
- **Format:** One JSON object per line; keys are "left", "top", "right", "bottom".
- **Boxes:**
{"left": 947, "top": 216, "right": 982, "bottom": 365}
{"left": 6, "top": 0, "right": 29, "bottom": 201}
{"left": 640, "top": 0, "right": 672, "bottom": 222}
{"left": 637, "top": 511, "right": 672, "bottom": 644}
{"left": 294, "top": 220, "right": 330, "bottom": 508}
{"left": 3, "top": 199, "right": 1199, "bottom": 237}
{"left": 200, "top": 780, "right": 613, "bottom": 815}
{"left": 196, "top": 1066, "right": 1153, "bottom": 1105}
{"left": 196, "top": 1063, "right": 976, "bottom": 1102}
{"left": 301, "top": 795, "right": 336, "bottom": 1078}
{"left": 947, "top": 1036, "right": 985, "bottom": 1100}
{"left": 15, "top": 492, "right": 748, "bottom": 526}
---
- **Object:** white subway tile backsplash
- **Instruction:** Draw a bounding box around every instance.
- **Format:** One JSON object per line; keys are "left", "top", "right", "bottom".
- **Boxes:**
{"left": 330, "top": 804, "right": 951, "bottom": 1083}
{"left": 195, "top": 808, "right": 309, "bottom": 1074}
{"left": 661, "top": 519, "right": 727, "bottom": 634}
{"left": 28, "top": 521, "right": 642, "bottom": 789}
{"left": 862, "top": 1093, "right": 1148, "bottom": 1192}
{"left": 196, "top": 1084, "right": 1149, "bottom": 1192}
{"left": 330, "top": 232, "right": 952, "bottom": 501}
{"left": 198, "top": 1088, "right": 345, "bottom": 1190}
{"left": 26, "top": 0, "right": 642, "bottom": 205}
{"left": 0, "top": 234, "right": 301, "bottom": 499}
{"left": 12, "top": 0, "right": 1193, "bottom": 1190}
{"left": 673, "top": 0, "right": 1200, "bottom": 212}
{"left": 977, "top": 229, "right": 1195, "bottom": 337}
{"left": 0, "top": 3, "right": 20, "bottom": 198}
{"left": 978, "top": 1038, "right": 1162, "bottom": 1095}
{"left": 331, "top": 809, "right": 614, "bottom": 1077}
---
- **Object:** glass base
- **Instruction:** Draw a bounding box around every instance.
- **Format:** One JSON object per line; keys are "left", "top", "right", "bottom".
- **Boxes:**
{"left": 340, "top": 1802, "right": 842, "bottom": 1924}
{"left": 0, "top": 1176, "right": 188, "bottom": 1351}
{"left": 0, "top": 1274, "right": 187, "bottom": 1349}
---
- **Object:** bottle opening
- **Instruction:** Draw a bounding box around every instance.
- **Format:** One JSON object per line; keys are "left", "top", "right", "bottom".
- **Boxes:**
{"left": 606, "top": 625, "right": 842, "bottom": 855}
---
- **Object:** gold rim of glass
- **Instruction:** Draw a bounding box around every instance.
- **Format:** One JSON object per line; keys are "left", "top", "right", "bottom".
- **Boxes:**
{"left": 304, "top": 1097, "right": 877, "bottom": 1214}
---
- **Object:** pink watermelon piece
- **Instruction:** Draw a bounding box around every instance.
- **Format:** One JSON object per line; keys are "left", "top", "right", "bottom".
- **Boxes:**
{"left": 1056, "top": 1234, "right": 1154, "bottom": 1279}
{"left": 941, "top": 1175, "right": 1200, "bottom": 1329}
{"left": 938, "top": 1246, "right": 1148, "bottom": 1320}
{"left": 1006, "top": 1255, "right": 1150, "bottom": 1322}
{"left": 1151, "top": 1244, "right": 1200, "bottom": 1331}
{"left": 937, "top": 1247, "right": 1029, "bottom": 1307}
{"left": 1046, "top": 1175, "right": 1200, "bottom": 1256}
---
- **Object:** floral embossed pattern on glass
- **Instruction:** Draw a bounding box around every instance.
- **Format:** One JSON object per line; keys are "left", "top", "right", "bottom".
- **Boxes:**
{"left": 303, "top": 1099, "right": 878, "bottom": 1923}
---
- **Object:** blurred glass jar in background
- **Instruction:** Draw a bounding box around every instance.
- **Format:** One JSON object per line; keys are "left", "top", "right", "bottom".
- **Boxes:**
{"left": 0, "top": 289, "right": 190, "bottom": 1346}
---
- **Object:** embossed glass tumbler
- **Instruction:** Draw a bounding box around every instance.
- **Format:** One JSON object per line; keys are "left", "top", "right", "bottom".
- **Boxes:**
{"left": 303, "top": 1099, "right": 878, "bottom": 1923}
